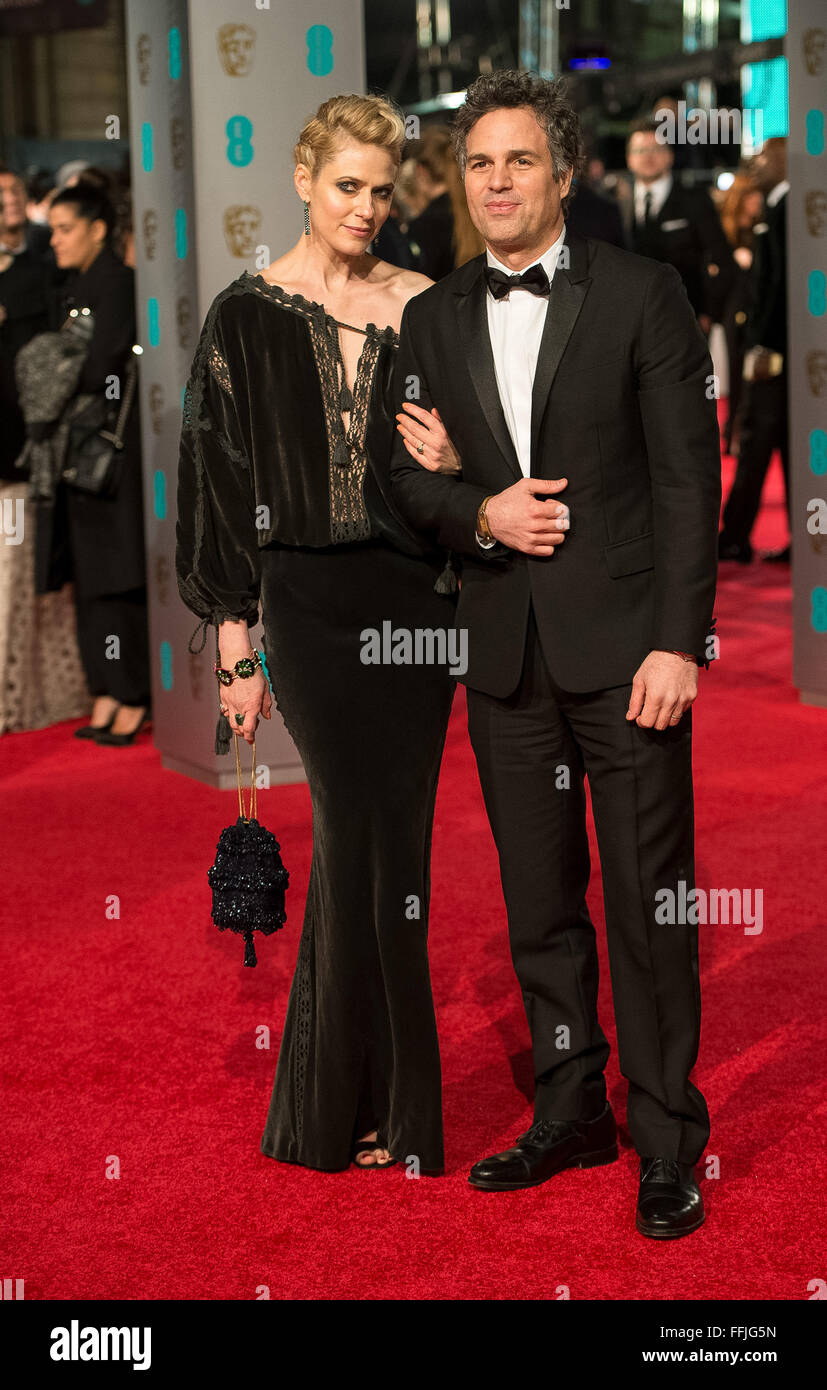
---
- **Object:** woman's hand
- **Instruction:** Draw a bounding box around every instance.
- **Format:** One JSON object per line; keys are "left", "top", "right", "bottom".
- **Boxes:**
{"left": 395, "top": 402, "right": 461, "bottom": 474}
{"left": 219, "top": 668, "right": 272, "bottom": 746}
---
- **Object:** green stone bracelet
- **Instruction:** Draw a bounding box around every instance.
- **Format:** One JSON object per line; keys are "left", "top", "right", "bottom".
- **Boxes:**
{"left": 214, "top": 649, "right": 262, "bottom": 686}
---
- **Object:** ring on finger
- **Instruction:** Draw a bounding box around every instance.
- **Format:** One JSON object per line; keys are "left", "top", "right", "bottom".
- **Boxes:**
{"left": 416, "top": 441, "right": 424, "bottom": 454}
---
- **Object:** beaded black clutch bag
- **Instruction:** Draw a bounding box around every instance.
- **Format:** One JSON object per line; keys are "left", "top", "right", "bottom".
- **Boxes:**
{"left": 207, "top": 735, "right": 289, "bottom": 967}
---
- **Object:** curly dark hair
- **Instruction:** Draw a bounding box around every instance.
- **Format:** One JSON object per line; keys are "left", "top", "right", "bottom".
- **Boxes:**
{"left": 451, "top": 70, "right": 583, "bottom": 213}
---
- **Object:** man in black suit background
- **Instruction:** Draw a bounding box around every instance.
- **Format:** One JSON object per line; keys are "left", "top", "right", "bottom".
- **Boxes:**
{"left": 391, "top": 72, "right": 720, "bottom": 1239}
{"left": 625, "top": 118, "right": 733, "bottom": 334}
{"left": 719, "top": 138, "right": 790, "bottom": 564}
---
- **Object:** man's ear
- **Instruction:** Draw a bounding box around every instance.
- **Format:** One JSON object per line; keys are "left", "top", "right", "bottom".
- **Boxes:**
{"left": 558, "top": 167, "right": 574, "bottom": 201}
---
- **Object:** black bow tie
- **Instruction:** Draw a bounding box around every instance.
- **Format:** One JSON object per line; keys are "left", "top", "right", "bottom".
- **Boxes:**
{"left": 484, "top": 262, "right": 550, "bottom": 300}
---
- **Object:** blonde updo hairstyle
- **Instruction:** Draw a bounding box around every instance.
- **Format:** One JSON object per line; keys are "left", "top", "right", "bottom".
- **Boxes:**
{"left": 293, "top": 93, "right": 407, "bottom": 180}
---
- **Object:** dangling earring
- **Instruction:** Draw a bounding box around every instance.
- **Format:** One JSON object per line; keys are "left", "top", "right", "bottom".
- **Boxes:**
{"left": 303, "top": 201, "right": 310, "bottom": 235}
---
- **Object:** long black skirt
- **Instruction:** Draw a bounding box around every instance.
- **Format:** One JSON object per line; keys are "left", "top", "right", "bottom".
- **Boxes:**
{"left": 258, "top": 538, "right": 456, "bottom": 1173}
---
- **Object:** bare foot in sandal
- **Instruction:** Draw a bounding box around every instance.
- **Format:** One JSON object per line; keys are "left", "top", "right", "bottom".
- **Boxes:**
{"left": 354, "top": 1130, "right": 393, "bottom": 1166}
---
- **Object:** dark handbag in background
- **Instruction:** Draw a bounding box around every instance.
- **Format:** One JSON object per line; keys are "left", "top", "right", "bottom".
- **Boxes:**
{"left": 207, "top": 735, "right": 289, "bottom": 967}
{"left": 62, "top": 355, "right": 138, "bottom": 498}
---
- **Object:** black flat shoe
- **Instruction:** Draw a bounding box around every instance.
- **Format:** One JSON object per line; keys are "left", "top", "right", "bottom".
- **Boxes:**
{"left": 468, "top": 1103, "right": 618, "bottom": 1192}
{"left": 635, "top": 1155, "right": 705, "bottom": 1240}
{"left": 351, "top": 1129, "right": 397, "bottom": 1171}
{"left": 94, "top": 709, "right": 151, "bottom": 746}
{"left": 74, "top": 706, "right": 121, "bottom": 739}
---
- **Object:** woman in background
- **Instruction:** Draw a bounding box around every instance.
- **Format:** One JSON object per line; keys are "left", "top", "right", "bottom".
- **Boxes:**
{"left": 46, "top": 182, "right": 150, "bottom": 743}
{"left": 0, "top": 185, "right": 88, "bottom": 733}
{"left": 408, "top": 126, "right": 484, "bottom": 279}
{"left": 718, "top": 171, "right": 764, "bottom": 456}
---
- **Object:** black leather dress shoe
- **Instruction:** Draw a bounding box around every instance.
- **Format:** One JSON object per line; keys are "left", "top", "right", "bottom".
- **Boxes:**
{"left": 760, "top": 544, "right": 791, "bottom": 564}
{"left": 636, "top": 1156, "right": 704, "bottom": 1239}
{"left": 718, "top": 537, "right": 753, "bottom": 564}
{"left": 468, "top": 1104, "right": 618, "bottom": 1192}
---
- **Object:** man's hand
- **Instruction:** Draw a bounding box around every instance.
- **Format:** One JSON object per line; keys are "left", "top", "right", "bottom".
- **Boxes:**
{"left": 485, "top": 477, "right": 569, "bottom": 555}
{"left": 626, "top": 650, "right": 698, "bottom": 730}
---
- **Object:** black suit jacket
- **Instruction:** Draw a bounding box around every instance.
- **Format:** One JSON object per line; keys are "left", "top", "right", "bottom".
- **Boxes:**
{"left": 627, "top": 182, "right": 734, "bottom": 321}
{"left": 566, "top": 182, "right": 625, "bottom": 247}
{"left": 744, "top": 192, "right": 787, "bottom": 355}
{"left": 389, "top": 228, "right": 721, "bottom": 697}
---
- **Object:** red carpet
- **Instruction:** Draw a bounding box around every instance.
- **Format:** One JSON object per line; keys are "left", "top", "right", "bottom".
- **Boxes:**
{"left": 2, "top": 445, "right": 825, "bottom": 1301}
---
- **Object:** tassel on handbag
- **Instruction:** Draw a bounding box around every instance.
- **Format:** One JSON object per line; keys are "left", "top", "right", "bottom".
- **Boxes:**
{"left": 207, "top": 734, "right": 289, "bottom": 967}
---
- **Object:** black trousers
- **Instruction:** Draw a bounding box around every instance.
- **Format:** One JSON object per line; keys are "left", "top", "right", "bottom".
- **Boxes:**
{"left": 466, "top": 611, "right": 710, "bottom": 1165}
{"left": 74, "top": 586, "right": 151, "bottom": 706}
{"left": 720, "top": 373, "right": 789, "bottom": 549}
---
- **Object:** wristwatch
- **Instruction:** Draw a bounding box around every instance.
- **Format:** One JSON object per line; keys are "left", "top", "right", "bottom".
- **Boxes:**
{"left": 476, "top": 495, "right": 497, "bottom": 550}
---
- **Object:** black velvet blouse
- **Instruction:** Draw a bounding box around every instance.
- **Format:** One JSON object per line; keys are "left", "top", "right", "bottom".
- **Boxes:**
{"left": 175, "top": 271, "right": 440, "bottom": 630}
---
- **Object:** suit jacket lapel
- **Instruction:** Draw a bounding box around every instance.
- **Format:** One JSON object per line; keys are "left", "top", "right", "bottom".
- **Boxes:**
{"left": 454, "top": 260, "right": 522, "bottom": 482}
{"left": 656, "top": 181, "right": 683, "bottom": 227}
{"left": 529, "top": 229, "right": 592, "bottom": 466}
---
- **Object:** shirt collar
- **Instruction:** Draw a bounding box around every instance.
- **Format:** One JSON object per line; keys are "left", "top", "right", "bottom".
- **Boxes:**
{"left": 0, "top": 231, "right": 27, "bottom": 256}
{"left": 485, "top": 224, "right": 567, "bottom": 281}
{"left": 635, "top": 172, "right": 672, "bottom": 205}
{"left": 766, "top": 180, "right": 790, "bottom": 208}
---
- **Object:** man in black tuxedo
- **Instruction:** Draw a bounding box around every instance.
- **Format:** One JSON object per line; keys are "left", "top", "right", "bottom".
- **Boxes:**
{"left": 624, "top": 119, "right": 733, "bottom": 333}
{"left": 390, "top": 72, "right": 720, "bottom": 1239}
{"left": 719, "top": 138, "right": 790, "bottom": 564}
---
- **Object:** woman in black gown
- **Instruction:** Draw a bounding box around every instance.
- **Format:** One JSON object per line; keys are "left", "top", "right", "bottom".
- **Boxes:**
{"left": 176, "top": 95, "right": 462, "bottom": 1174}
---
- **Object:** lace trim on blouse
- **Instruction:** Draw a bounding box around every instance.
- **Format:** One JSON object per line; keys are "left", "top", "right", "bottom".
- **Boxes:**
{"left": 240, "top": 271, "right": 398, "bottom": 545}
{"left": 207, "top": 342, "right": 233, "bottom": 397}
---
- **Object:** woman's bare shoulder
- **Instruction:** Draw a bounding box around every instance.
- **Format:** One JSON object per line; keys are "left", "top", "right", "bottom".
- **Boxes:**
{"left": 256, "top": 254, "right": 299, "bottom": 290}
{"left": 382, "top": 265, "right": 434, "bottom": 308}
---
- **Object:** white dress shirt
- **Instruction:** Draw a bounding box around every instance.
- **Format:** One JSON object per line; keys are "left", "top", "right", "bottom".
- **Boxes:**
{"left": 634, "top": 172, "right": 673, "bottom": 224}
{"left": 484, "top": 226, "right": 567, "bottom": 479}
